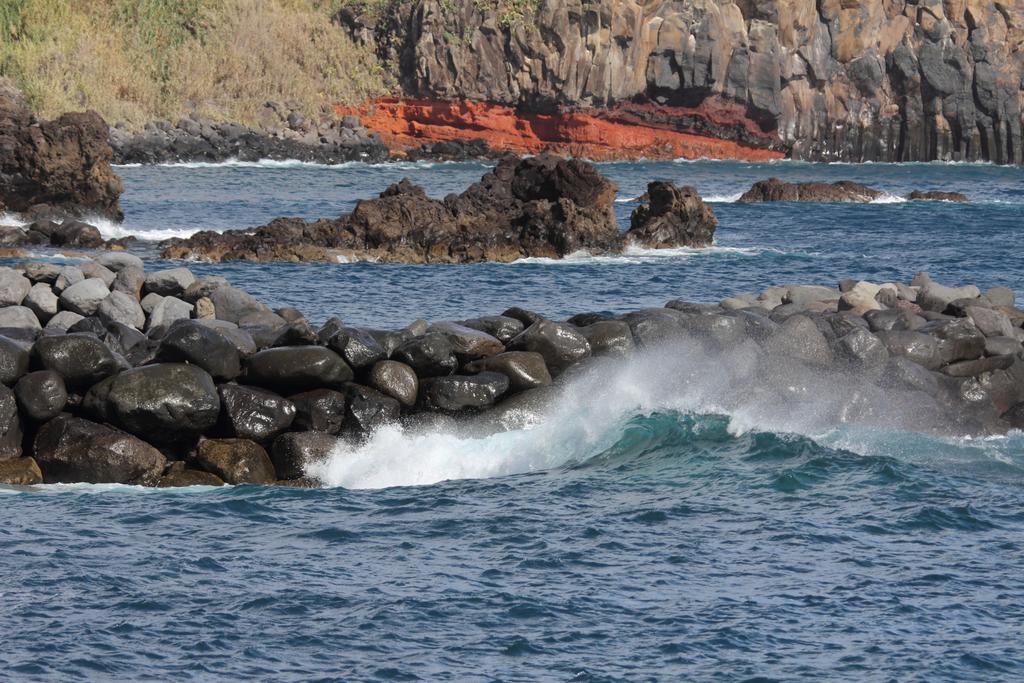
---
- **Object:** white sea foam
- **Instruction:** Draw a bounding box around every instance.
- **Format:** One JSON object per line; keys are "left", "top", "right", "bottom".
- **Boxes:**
{"left": 869, "top": 193, "right": 908, "bottom": 204}
{"left": 508, "top": 244, "right": 786, "bottom": 265}
{"left": 310, "top": 335, "right": 1005, "bottom": 490}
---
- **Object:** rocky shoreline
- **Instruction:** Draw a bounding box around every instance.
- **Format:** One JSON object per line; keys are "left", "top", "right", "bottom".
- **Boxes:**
{"left": 0, "top": 254, "right": 1019, "bottom": 487}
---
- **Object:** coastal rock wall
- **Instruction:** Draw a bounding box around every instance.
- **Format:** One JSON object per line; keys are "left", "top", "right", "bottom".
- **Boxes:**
{"left": 0, "top": 80, "right": 123, "bottom": 219}
{"left": 343, "top": 0, "right": 1024, "bottom": 163}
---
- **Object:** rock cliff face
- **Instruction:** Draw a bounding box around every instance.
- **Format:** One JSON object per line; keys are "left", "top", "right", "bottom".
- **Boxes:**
{"left": 341, "top": 0, "right": 1024, "bottom": 163}
{"left": 0, "top": 80, "right": 123, "bottom": 219}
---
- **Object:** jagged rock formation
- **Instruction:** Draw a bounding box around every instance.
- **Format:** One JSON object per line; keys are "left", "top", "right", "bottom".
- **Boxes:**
{"left": 341, "top": 0, "right": 1024, "bottom": 163}
{"left": 160, "top": 154, "right": 717, "bottom": 263}
{"left": 0, "top": 80, "right": 123, "bottom": 219}
{"left": 628, "top": 181, "right": 717, "bottom": 248}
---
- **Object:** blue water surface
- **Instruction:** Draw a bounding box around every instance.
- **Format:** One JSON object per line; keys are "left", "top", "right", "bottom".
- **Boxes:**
{"left": 2, "top": 159, "right": 1023, "bottom": 681}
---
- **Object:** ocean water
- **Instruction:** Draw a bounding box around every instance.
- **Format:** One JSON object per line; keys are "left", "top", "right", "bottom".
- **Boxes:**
{"left": 3, "top": 159, "right": 1024, "bottom": 680}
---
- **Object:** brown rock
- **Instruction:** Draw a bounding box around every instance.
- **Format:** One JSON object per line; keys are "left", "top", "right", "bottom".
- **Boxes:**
{"left": 626, "top": 182, "right": 717, "bottom": 248}
{"left": 0, "top": 457, "right": 42, "bottom": 485}
{"left": 196, "top": 438, "right": 277, "bottom": 485}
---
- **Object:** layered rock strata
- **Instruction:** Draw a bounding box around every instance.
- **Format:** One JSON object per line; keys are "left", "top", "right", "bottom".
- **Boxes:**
{"left": 0, "top": 258, "right": 1019, "bottom": 487}
{"left": 340, "top": 0, "right": 1024, "bottom": 164}
{"left": 159, "top": 154, "right": 718, "bottom": 263}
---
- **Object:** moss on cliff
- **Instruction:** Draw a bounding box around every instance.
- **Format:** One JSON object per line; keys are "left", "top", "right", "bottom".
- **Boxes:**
{"left": 0, "top": 0, "right": 392, "bottom": 129}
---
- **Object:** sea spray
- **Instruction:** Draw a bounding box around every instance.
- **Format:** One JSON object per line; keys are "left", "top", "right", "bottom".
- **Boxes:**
{"left": 310, "top": 334, "right": 980, "bottom": 490}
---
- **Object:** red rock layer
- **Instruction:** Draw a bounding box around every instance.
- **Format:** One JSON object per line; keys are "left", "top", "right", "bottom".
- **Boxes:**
{"left": 336, "top": 98, "right": 786, "bottom": 161}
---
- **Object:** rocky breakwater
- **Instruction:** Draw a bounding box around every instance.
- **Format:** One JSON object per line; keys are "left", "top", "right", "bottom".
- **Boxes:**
{"left": 0, "top": 258, "right": 1019, "bottom": 487}
{"left": 109, "top": 104, "right": 390, "bottom": 165}
{"left": 160, "top": 154, "right": 718, "bottom": 263}
{"left": 738, "top": 178, "right": 969, "bottom": 203}
{"left": 341, "top": 0, "right": 1024, "bottom": 164}
{"left": 0, "top": 79, "right": 123, "bottom": 220}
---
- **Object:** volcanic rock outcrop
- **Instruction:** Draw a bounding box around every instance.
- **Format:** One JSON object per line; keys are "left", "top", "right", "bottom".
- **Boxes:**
{"left": 340, "top": 0, "right": 1024, "bottom": 164}
{"left": 160, "top": 154, "right": 718, "bottom": 263}
{"left": 738, "top": 178, "right": 970, "bottom": 203}
{"left": 0, "top": 79, "right": 123, "bottom": 219}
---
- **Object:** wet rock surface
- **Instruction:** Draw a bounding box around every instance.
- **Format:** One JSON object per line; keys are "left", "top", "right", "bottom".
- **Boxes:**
{"left": 0, "top": 257, "right": 1018, "bottom": 487}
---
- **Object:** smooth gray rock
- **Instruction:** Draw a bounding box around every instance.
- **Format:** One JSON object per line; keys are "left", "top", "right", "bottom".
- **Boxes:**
{"left": 97, "top": 291, "right": 146, "bottom": 329}
{"left": 942, "top": 355, "right": 1017, "bottom": 378}
{"left": 43, "top": 310, "right": 84, "bottom": 332}
{"left": 917, "top": 282, "right": 981, "bottom": 312}
{"left": 210, "top": 286, "right": 271, "bottom": 323}
{"left": 0, "top": 306, "right": 41, "bottom": 331}
{"left": 145, "top": 296, "right": 193, "bottom": 333}
{"left": 0, "top": 267, "right": 31, "bottom": 306}
{"left": 984, "top": 336, "right": 1024, "bottom": 357}
{"left": 140, "top": 292, "right": 163, "bottom": 314}
{"left": 183, "top": 276, "right": 229, "bottom": 302}
{"left": 144, "top": 267, "right": 196, "bottom": 297}
{"left": 784, "top": 284, "right": 839, "bottom": 306}
{"left": 95, "top": 252, "right": 145, "bottom": 273}
{"left": 59, "top": 278, "right": 110, "bottom": 316}
{"left": 985, "top": 286, "right": 1016, "bottom": 308}
{"left": 966, "top": 306, "right": 1015, "bottom": 338}
{"left": 79, "top": 262, "right": 115, "bottom": 288}
{"left": 24, "top": 283, "right": 58, "bottom": 323}
{"left": 53, "top": 266, "right": 84, "bottom": 293}
{"left": 112, "top": 267, "right": 146, "bottom": 299}
{"left": 618, "top": 308, "right": 686, "bottom": 347}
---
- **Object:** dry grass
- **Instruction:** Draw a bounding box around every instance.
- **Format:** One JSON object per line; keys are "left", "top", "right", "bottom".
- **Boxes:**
{"left": 0, "top": 0, "right": 392, "bottom": 128}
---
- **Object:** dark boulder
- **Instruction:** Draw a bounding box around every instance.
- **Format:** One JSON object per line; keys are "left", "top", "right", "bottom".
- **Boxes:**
{"left": 327, "top": 327, "right": 387, "bottom": 369}
{"left": 31, "top": 333, "right": 128, "bottom": 390}
{"left": 393, "top": 333, "right": 458, "bottom": 377}
{"left": 368, "top": 360, "right": 419, "bottom": 406}
{"left": 14, "top": 370, "right": 67, "bottom": 422}
{"left": 419, "top": 372, "right": 510, "bottom": 412}
{"left": 507, "top": 321, "right": 591, "bottom": 374}
{"left": 0, "top": 335, "right": 29, "bottom": 385}
{"left": 244, "top": 346, "right": 352, "bottom": 393}
{"left": 289, "top": 389, "right": 347, "bottom": 434}
{"left": 270, "top": 431, "right": 340, "bottom": 480}
{"left": 345, "top": 384, "right": 401, "bottom": 434}
{"left": 833, "top": 328, "right": 890, "bottom": 369}
{"left": 428, "top": 322, "right": 504, "bottom": 361}
{"left": 577, "top": 320, "right": 635, "bottom": 357}
{"left": 460, "top": 316, "right": 524, "bottom": 344}
{"left": 33, "top": 415, "right": 165, "bottom": 484}
{"left": 626, "top": 182, "right": 716, "bottom": 248}
{"left": 196, "top": 438, "right": 276, "bottom": 485}
{"left": 83, "top": 364, "right": 220, "bottom": 445}
{"left": 906, "top": 190, "right": 968, "bottom": 202}
{"left": 156, "top": 320, "right": 242, "bottom": 381}
{"left": 464, "top": 351, "right": 552, "bottom": 393}
{"left": 0, "top": 385, "right": 21, "bottom": 459}
{"left": 919, "top": 319, "right": 986, "bottom": 364}
{"left": 218, "top": 384, "right": 296, "bottom": 442}
{"left": 876, "top": 330, "right": 944, "bottom": 370}
{"left": 618, "top": 308, "right": 686, "bottom": 348}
